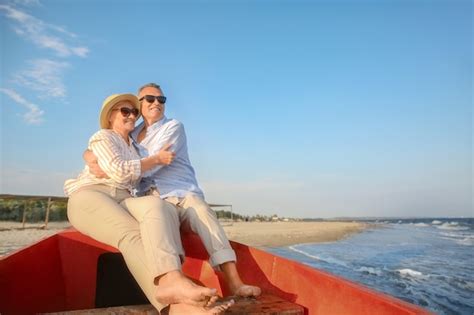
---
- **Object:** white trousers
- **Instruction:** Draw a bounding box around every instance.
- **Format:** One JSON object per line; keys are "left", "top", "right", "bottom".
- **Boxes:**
{"left": 67, "top": 184, "right": 183, "bottom": 311}
{"left": 165, "top": 194, "right": 236, "bottom": 267}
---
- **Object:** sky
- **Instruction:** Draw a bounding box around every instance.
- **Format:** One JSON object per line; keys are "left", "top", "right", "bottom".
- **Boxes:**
{"left": 0, "top": 0, "right": 472, "bottom": 218}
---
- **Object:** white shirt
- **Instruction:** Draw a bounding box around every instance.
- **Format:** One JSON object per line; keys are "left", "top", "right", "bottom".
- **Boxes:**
{"left": 64, "top": 129, "right": 141, "bottom": 196}
{"left": 131, "top": 116, "right": 204, "bottom": 199}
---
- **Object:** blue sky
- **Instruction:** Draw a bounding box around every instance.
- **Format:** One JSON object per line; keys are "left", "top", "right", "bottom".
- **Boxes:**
{"left": 1, "top": 0, "right": 472, "bottom": 218}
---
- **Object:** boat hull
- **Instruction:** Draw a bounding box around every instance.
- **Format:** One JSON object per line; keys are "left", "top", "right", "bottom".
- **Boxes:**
{"left": 0, "top": 229, "right": 432, "bottom": 314}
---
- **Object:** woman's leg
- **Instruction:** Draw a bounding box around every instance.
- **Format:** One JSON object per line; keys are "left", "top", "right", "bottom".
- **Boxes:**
{"left": 67, "top": 186, "right": 166, "bottom": 311}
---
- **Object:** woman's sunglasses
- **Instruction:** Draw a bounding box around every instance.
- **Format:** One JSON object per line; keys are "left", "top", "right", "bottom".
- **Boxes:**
{"left": 113, "top": 107, "right": 139, "bottom": 118}
{"left": 139, "top": 95, "right": 167, "bottom": 104}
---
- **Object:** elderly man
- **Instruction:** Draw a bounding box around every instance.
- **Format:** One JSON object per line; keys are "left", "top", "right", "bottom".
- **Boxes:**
{"left": 86, "top": 83, "right": 260, "bottom": 312}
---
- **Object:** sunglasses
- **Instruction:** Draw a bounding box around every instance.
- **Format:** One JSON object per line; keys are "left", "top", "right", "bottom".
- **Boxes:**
{"left": 139, "top": 95, "right": 167, "bottom": 104}
{"left": 113, "top": 107, "right": 140, "bottom": 118}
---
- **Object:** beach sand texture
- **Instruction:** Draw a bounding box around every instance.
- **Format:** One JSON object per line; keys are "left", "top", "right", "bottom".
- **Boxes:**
{"left": 0, "top": 221, "right": 367, "bottom": 256}
{"left": 223, "top": 221, "right": 367, "bottom": 247}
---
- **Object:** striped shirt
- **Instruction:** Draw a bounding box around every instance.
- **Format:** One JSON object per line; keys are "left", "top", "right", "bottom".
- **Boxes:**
{"left": 64, "top": 129, "right": 142, "bottom": 196}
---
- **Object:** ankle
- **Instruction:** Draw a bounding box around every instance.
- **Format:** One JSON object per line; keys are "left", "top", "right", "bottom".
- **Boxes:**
{"left": 156, "top": 270, "right": 183, "bottom": 286}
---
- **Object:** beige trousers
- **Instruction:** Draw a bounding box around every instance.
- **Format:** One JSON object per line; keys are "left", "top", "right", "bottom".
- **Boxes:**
{"left": 165, "top": 194, "right": 236, "bottom": 267}
{"left": 67, "top": 185, "right": 184, "bottom": 312}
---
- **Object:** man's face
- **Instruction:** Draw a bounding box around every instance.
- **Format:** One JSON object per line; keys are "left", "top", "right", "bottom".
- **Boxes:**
{"left": 139, "top": 86, "right": 165, "bottom": 124}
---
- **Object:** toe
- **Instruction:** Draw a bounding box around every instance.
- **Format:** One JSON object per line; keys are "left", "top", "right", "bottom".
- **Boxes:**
{"left": 206, "top": 295, "right": 219, "bottom": 306}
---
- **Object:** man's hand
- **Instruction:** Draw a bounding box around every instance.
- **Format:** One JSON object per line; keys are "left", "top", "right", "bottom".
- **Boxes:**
{"left": 156, "top": 143, "right": 176, "bottom": 165}
{"left": 84, "top": 149, "right": 109, "bottom": 179}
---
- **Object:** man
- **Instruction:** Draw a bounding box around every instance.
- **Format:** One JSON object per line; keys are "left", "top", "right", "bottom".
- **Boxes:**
{"left": 87, "top": 83, "right": 260, "bottom": 312}
{"left": 133, "top": 83, "right": 260, "bottom": 297}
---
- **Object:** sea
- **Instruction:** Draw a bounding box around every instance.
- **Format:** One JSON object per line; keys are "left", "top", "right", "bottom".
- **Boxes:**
{"left": 267, "top": 218, "right": 474, "bottom": 315}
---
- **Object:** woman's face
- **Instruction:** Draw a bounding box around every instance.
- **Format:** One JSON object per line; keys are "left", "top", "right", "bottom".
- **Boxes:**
{"left": 109, "top": 101, "right": 139, "bottom": 133}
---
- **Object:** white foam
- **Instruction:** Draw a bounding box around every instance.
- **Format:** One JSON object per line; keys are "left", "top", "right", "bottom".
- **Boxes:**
{"left": 457, "top": 280, "right": 474, "bottom": 291}
{"left": 439, "top": 231, "right": 474, "bottom": 245}
{"left": 440, "top": 232, "right": 461, "bottom": 238}
{"left": 397, "top": 268, "right": 427, "bottom": 279}
{"left": 431, "top": 220, "right": 442, "bottom": 225}
{"left": 288, "top": 246, "right": 349, "bottom": 267}
{"left": 288, "top": 246, "right": 322, "bottom": 261}
{"left": 457, "top": 236, "right": 474, "bottom": 246}
{"left": 436, "top": 222, "right": 469, "bottom": 231}
{"left": 413, "top": 223, "right": 429, "bottom": 227}
{"left": 357, "top": 266, "right": 383, "bottom": 276}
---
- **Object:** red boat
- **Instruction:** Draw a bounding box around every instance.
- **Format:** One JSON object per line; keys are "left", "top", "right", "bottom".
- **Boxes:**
{"left": 0, "top": 229, "right": 432, "bottom": 314}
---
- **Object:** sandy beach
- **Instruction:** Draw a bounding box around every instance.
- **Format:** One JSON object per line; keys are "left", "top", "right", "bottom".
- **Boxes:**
{"left": 0, "top": 220, "right": 368, "bottom": 256}
{"left": 222, "top": 221, "right": 368, "bottom": 247}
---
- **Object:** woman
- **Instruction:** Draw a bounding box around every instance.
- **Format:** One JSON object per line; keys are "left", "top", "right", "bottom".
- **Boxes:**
{"left": 64, "top": 94, "right": 232, "bottom": 314}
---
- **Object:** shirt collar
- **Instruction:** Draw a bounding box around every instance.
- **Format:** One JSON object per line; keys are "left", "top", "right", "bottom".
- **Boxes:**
{"left": 147, "top": 115, "right": 168, "bottom": 132}
{"left": 131, "top": 116, "right": 168, "bottom": 141}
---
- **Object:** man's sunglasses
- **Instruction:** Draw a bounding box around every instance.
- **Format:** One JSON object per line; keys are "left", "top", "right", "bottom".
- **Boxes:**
{"left": 113, "top": 107, "right": 140, "bottom": 118}
{"left": 139, "top": 95, "right": 167, "bottom": 104}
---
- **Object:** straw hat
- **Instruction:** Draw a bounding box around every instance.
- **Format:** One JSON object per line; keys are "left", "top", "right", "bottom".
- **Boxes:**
{"left": 99, "top": 93, "right": 140, "bottom": 129}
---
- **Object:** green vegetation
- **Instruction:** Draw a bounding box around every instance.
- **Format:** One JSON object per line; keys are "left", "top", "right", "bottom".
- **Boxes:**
{"left": 215, "top": 210, "right": 244, "bottom": 220}
{"left": 0, "top": 198, "right": 68, "bottom": 222}
{"left": 0, "top": 195, "right": 300, "bottom": 223}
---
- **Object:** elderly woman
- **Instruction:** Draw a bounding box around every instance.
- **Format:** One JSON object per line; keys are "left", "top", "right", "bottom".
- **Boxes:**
{"left": 64, "top": 94, "right": 232, "bottom": 314}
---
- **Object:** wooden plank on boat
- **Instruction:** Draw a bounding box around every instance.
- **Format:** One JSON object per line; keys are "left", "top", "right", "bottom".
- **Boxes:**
{"left": 42, "top": 294, "right": 304, "bottom": 314}
{"left": 224, "top": 294, "right": 304, "bottom": 315}
{"left": 41, "top": 304, "right": 158, "bottom": 314}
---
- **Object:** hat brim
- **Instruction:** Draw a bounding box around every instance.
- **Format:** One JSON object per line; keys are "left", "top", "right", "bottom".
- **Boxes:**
{"left": 99, "top": 94, "right": 140, "bottom": 129}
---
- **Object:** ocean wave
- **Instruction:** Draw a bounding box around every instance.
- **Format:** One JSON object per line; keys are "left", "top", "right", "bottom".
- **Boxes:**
{"left": 440, "top": 232, "right": 462, "bottom": 238}
{"left": 288, "top": 246, "right": 349, "bottom": 267}
{"left": 288, "top": 245, "right": 321, "bottom": 261}
{"left": 436, "top": 222, "right": 469, "bottom": 231}
{"left": 397, "top": 268, "right": 428, "bottom": 279}
{"left": 356, "top": 266, "right": 383, "bottom": 276}
{"left": 431, "top": 220, "right": 442, "bottom": 225}
{"left": 413, "top": 223, "right": 429, "bottom": 227}
{"left": 455, "top": 280, "right": 474, "bottom": 291}
{"left": 439, "top": 232, "right": 474, "bottom": 246}
{"left": 456, "top": 237, "right": 474, "bottom": 246}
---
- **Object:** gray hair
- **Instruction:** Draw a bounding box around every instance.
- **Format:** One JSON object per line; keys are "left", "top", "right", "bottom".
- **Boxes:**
{"left": 137, "top": 83, "right": 163, "bottom": 94}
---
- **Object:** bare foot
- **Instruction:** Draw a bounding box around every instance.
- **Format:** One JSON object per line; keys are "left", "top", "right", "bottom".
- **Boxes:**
{"left": 220, "top": 261, "right": 261, "bottom": 297}
{"left": 231, "top": 283, "right": 262, "bottom": 297}
{"left": 164, "top": 300, "right": 235, "bottom": 315}
{"left": 206, "top": 295, "right": 219, "bottom": 306}
{"left": 156, "top": 271, "right": 218, "bottom": 306}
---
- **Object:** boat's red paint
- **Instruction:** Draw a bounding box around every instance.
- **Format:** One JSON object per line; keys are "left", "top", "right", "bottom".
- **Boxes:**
{"left": 0, "top": 229, "right": 433, "bottom": 315}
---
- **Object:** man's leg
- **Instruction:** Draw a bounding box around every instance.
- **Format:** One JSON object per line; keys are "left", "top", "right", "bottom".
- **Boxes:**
{"left": 120, "top": 196, "right": 183, "bottom": 277}
{"left": 169, "top": 194, "right": 261, "bottom": 297}
{"left": 120, "top": 195, "right": 219, "bottom": 307}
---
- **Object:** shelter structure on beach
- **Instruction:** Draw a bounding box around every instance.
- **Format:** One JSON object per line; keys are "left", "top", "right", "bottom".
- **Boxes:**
{"left": 0, "top": 194, "right": 67, "bottom": 229}
{"left": 0, "top": 194, "right": 232, "bottom": 228}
